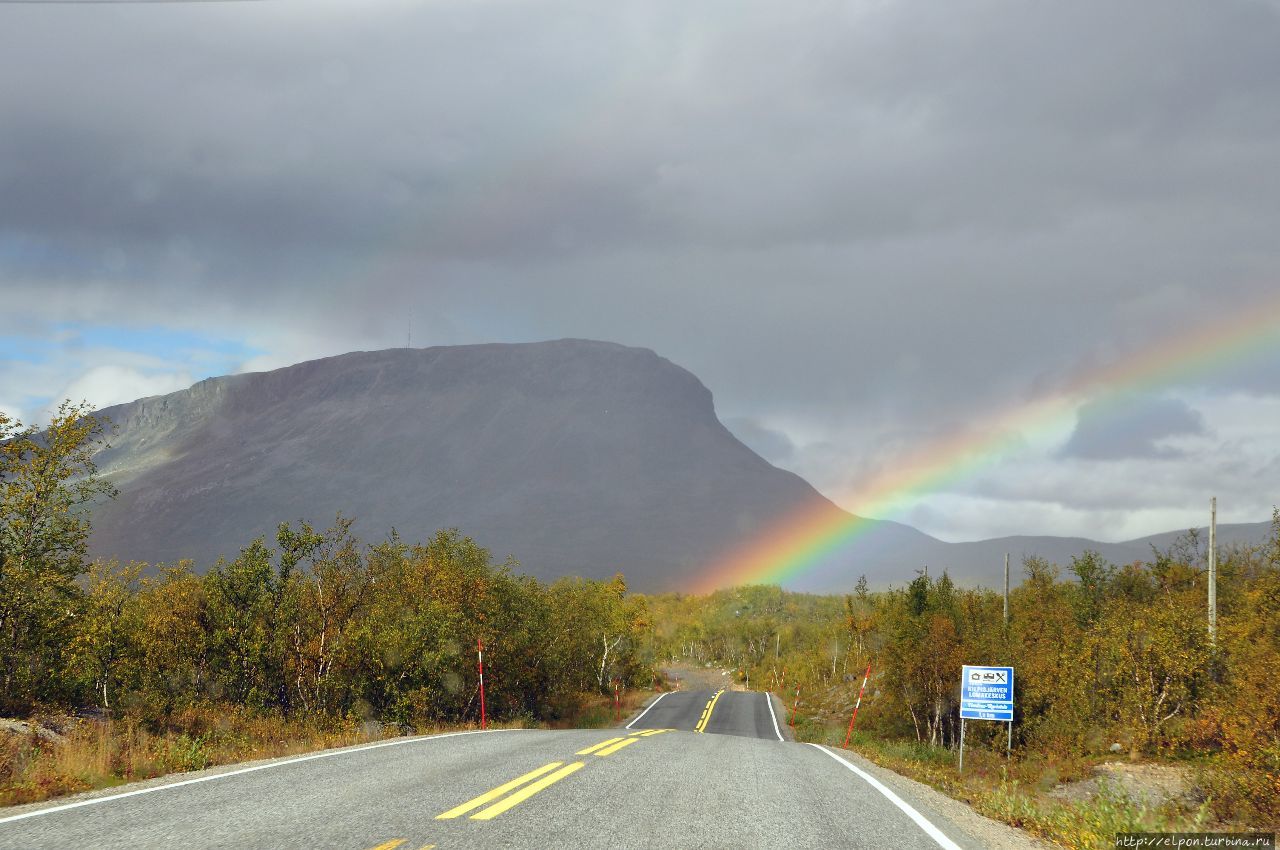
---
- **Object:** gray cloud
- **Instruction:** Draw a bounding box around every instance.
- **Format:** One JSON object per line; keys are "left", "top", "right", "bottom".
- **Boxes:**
{"left": 2, "top": 0, "right": 1279, "bottom": 539}
{"left": 723, "top": 417, "right": 796, "bottom": 463}
{"left": 1061, "top": 396, "right": 1209, "bottom": 460}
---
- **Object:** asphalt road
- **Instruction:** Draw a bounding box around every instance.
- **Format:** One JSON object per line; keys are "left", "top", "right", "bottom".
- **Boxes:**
{"left": 625, "top": 688, "right": 789, "bottom": 740}
{"left": 0, "top": 691, "right": 991, "bottom": 849}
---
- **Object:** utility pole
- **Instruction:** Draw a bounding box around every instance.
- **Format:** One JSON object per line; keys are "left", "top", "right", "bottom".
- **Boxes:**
{"left": 1003, "top": 553, "right": 1010, "bottom": 626}
{"left": 477, "top": 637, "right": 487, "bottom": 730}
{"left": 1209, "top": 497, "right": 1217, "bottom": 645}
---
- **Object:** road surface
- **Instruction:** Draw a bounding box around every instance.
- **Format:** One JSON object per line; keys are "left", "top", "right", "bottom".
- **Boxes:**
{"left": 0, "top": 691, "right": 997, "bottom": 849}
{"left": 625, "top": 688, "right": 789, "bottom": 740}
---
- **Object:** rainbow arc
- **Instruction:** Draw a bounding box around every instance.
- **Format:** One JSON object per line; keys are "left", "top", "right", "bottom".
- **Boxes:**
{"left": 692, "top": 295, "right": 1280, "bottom": 593}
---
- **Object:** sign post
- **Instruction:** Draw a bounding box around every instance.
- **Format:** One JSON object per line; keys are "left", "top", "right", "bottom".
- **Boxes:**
{"left": 843, "top": 663, "right": 872, "bottom": 748}
{"left": 958, "top": 665, "right": 1014, "bottom": 773}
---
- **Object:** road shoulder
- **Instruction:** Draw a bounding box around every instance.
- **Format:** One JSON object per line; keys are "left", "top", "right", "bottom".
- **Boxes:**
{"left": 808, "top": 744, "right": 1056, "bottom": 850}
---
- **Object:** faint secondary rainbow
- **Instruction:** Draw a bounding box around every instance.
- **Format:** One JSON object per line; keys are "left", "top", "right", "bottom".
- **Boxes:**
{"left": 692, "top": 294, "right": 1280, "bottom": 593}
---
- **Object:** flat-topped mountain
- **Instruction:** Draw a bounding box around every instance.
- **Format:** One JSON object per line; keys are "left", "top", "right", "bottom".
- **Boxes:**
{"left": 87, "top": 340, "right": 931, "bottom": 590}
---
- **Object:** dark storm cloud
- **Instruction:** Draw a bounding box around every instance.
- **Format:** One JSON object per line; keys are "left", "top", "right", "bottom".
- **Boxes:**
{"left": 4, "top": 0, "right": 1279, "bottom": 271}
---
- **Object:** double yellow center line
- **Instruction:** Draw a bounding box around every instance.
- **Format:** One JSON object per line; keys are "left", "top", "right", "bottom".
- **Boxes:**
{"left": 575, "top": 728, "right": 670, "bottom": 757}
{"left": 695, "top": 689, "right": 725, "bottom": 733}
{"left": 576, "top": 736, "right": 634, "bottom": 756}
{"left": 435, "top": 728, "right": 672, "bottom": 823}
{"left": 436, "top": 761, "right": 586, "bottom": 821}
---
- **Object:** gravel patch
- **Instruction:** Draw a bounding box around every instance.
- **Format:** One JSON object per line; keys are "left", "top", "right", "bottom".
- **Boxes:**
{"left": 1048, "top": 760, "right": 1198, "bottom": 808}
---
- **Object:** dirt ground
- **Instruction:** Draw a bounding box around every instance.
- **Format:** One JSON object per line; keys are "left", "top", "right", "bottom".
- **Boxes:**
{"left": 659, "top": 661, "right": 749, "bottom": 691}
{"left": 1047, "top": 760, "right": 1198, "bottom": 808}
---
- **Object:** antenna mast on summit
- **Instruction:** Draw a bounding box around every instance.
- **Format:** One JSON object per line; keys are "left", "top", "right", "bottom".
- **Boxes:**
{"left": 1209, "top": 497, "right": 1217, "bottom": 645}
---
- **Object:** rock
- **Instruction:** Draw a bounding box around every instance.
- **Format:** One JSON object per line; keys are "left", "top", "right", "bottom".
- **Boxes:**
{"left": 1109, "top": 743, "right": 1124, "bottom": 753}
{"left": 0, "top": 718, "right": 68, "bottom": 745}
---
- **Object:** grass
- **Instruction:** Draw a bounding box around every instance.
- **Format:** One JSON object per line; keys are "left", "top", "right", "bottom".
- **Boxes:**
{"left": 976, "top": 778, "right": 1211, "bottom": 849}
{"left": 550, "top": 688, "right": 657, "bottom": 730}
{"left": 0, "top": 705, "right": 516, "bottom": 808}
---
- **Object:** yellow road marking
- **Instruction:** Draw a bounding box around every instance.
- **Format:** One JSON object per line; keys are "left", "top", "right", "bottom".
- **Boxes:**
{"left": 435, "top": 761, "right": 564, "bottom": 819}
{"left": 417, "top": 845, "right": 436, "bottom": 850}
{"left": 695, "top": 700, "right": 712, "bottom": 731}
{"left": 695, "top": 690, "right": 725, "bottom": 733}
{"left": 469, "top": 761, "right": 585, "bottom": 820}
{"left": 638, "top": 729, "right": 670, "bottom": 736}
{"left": 366, "top": 841, "right": 406, "bottom": 850}
{"left": 593, "top": 737, "right": 639, "bottom": 757}
{"left": 575, "top": 737, "right": 625, "bottom": 755}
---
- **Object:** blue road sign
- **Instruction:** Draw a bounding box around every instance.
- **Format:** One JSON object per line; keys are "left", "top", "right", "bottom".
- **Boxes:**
{"left": 960, "top": 665, "right": 1014, "bottom": 722}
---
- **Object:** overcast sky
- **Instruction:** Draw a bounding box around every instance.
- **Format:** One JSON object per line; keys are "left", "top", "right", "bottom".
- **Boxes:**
{"left": 2, "top": 0, "right": 1278, "bottom": 543}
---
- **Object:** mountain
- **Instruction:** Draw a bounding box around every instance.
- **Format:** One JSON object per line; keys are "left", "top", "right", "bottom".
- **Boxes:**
{"left": 84, "top": 340, "right": 1275, "bottom": 592}
{"left": 914, "top": 520, "right": 1274, "bottom": 589}
{"left": 86, "top": 340, "right": 934, "bottom": 591}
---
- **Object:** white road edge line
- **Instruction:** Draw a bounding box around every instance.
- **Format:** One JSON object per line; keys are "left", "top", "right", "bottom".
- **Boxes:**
{"left": 764, "top": 691, "right": 783, "bottom": 741}
{"left": 808, "top": 744, "right": 963, "bottom": 850}
{"left": 0, "top": 728, "right": 528, "bottom": 826}
{"left": 624, "top": 691, "right": 669, "bottom": 729}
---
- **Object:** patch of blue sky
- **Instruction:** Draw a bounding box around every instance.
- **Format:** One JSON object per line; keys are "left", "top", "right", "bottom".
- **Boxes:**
{"left": 0, "top": 335, "right": 51, "bottom": 364}
{"left": 1, "top": 323, "right": 261, "bottom": 378}
{"left": 57, "top": 322, "right": 260, "bottom": 373}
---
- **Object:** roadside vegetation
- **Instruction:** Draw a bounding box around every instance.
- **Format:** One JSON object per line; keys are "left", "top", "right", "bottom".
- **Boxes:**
{"left": 0, "top": 405, "right": 654, "bottom": 806}
{"left": 4, "top": 403, "right": 1277, "bottom": 847}
{"left": 649, "top": 518, "right": 1280, "bottom": 845}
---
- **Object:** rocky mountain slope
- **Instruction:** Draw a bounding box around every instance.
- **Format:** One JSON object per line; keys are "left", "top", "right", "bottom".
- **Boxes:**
{"left": 87, "top": 340, "right": 936, "bottom": 590}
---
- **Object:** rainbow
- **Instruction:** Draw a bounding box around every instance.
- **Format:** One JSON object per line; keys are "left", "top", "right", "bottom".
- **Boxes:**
{"left": 692, "top": 294, "right": 1280, "bottom": 593}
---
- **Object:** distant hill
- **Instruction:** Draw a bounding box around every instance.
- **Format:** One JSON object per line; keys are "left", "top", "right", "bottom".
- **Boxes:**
{"left": 84, "top": 340, "right": 1275, "bottom": 592}
{"left": 914, "top": 521, "right": 1273, "bottom": 590}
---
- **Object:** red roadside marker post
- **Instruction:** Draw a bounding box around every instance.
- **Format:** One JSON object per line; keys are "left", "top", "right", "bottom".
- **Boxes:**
{"left": 843, "top": 663, "right": 872, "bottom": 748}
{"left": 477, "top": 637, "right": 487, "bottom": 730}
